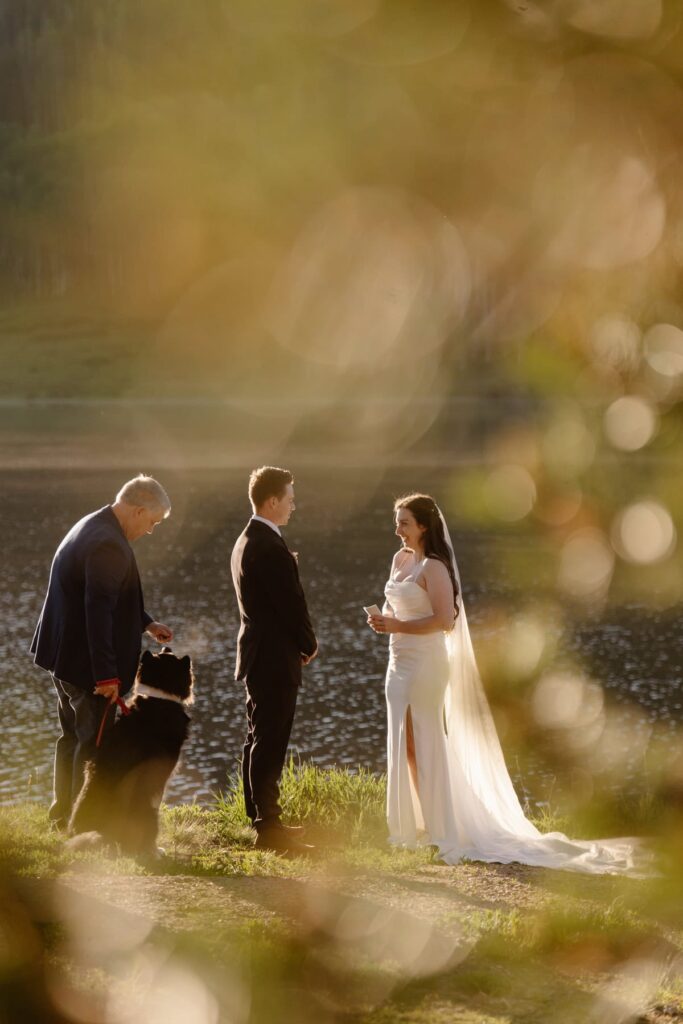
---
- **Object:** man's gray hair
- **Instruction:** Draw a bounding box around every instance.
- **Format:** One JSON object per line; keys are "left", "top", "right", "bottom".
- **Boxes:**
{"left": 116, "top": 475, "right": 171, "bottom": 517}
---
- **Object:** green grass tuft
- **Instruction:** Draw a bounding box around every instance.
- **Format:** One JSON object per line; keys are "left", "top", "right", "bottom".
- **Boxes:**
{"left": 215, "top": 759, "right": 388, "bottom": 845}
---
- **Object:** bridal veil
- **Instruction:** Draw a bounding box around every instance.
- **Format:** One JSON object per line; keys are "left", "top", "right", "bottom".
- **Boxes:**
{"left": 436, "top": 507, "right": 644, "bottom": 874}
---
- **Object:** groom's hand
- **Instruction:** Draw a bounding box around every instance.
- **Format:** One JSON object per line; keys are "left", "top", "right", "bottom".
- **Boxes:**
{"left": 301, "top": 646, "right": 318, "bottom": 666}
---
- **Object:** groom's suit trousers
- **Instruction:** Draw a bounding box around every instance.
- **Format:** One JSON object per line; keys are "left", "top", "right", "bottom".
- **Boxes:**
{"left": 242, "top": 679, "right": 298, "bottom": 827}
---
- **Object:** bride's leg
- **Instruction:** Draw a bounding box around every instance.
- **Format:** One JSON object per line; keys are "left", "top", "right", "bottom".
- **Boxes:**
{"left": 406, "top": 706, "right": 419, "bottom": 795}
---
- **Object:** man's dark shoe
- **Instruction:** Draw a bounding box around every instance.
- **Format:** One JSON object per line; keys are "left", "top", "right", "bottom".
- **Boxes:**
{"left": 254, "top": 829, "right": 314, "bottom": 856}
{"left": 254, "top": 821, "right": 304, "bottom": 836}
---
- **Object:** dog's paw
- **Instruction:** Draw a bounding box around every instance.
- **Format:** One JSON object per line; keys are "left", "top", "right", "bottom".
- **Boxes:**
{"left": 64, "top": 831, "right": 104, "bottom": 852}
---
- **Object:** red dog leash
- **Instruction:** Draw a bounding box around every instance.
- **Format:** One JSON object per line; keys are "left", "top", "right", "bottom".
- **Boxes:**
{"left": 95, "top": 678, "right": 131, "bottom": 748}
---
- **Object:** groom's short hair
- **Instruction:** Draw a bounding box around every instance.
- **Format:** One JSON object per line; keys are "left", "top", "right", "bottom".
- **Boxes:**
{"left": 249, "top": 466, "right": 293, "bottom": 510}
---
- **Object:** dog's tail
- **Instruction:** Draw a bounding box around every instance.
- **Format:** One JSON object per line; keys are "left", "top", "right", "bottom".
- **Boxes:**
{"left": 64, "top": 831, "right": 105, "bottom": 853}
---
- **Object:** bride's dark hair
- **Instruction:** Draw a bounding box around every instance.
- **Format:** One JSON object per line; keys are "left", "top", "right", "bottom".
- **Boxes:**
{"left": 394, "top": 493, "right": 459, "bottom": 616}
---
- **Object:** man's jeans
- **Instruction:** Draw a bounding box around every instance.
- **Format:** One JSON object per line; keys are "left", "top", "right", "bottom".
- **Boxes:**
{"left": 49, "top": 676, "right": 115, "bottom": 826}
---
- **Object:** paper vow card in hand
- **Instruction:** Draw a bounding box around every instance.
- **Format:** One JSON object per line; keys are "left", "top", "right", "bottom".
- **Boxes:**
{"left": 363, "top": 604, "right": 382, "bottom": 617}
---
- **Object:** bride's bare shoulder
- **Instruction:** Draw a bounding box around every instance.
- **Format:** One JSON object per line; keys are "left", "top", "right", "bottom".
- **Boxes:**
{"left": 424, "top": 556, "right": 450, "bottom": 579}
{"left": 390, "top": 549, "right": 410, "bottom": 572}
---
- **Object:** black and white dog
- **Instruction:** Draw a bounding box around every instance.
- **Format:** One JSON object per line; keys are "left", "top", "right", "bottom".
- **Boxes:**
{"left": 68, "top": 648, "right": 193, "bottom": 858}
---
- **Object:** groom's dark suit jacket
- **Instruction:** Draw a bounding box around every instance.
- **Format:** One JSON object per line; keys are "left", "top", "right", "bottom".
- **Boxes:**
{"left": 231, "top": 518, "right": 317, "bottom": 685}
{"left": 30, "top": 505, "right": 153, "bottom": 693}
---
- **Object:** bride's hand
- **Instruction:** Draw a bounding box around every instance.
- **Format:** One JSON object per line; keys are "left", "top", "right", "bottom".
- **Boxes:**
{"left": 368, "top": 614, "right": 399, "bottom": 634}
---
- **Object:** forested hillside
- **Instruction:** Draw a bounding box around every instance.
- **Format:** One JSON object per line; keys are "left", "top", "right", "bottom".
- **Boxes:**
{"left": 1, "top": 1, "right": 682, "bottom": 398}
{"left": 0, "top": 1, "right": 312, "bottom": 306}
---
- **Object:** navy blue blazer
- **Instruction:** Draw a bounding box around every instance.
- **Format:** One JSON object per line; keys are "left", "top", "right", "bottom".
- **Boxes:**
{"left": 231, "top": 518, "right": 317, "bottom": 684}
{"left": 30, "top": 506, "right": 153, "bottom": 692}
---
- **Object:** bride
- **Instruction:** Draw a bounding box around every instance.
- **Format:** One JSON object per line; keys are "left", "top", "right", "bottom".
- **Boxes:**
{"left": 367, "top": 493, "right": 642, "bottom": 874}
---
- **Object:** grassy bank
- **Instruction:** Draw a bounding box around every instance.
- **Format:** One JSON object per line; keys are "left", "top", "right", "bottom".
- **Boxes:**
{"left": 1, "top": 764, "right": 682, "bottom": 1023}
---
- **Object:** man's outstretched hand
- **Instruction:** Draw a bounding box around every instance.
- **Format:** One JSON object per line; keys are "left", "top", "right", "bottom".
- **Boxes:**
{"left": 146, "top": 621, "right": 174, "bottom": 644}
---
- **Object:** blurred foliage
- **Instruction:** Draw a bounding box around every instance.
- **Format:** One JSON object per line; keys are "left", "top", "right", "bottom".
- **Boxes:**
{"left": 2, "top": 0, "right": 683, "bottom": 405}
{"left": 1, "top": 784, "right": 683, "bottom": 1024}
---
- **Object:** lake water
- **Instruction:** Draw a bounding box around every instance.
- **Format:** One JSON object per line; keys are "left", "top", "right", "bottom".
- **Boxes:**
{"left": 3, "top": 467, "right": 682, "bottom": 808}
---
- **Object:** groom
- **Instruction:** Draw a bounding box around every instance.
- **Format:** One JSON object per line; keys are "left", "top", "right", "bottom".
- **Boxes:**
{"left": 231, "top": 466, "right": 318, "bottom": 853}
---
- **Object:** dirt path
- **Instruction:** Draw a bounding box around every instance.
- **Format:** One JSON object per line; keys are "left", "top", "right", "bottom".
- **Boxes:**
{"left": 49, "top": 863, "right": 569, "bottom": 1000}
{"left": 20, "top": 861, "right": 681, "bottom": 1024}
{"left": 56, "top": 860, "right": 624, "bottom": 935}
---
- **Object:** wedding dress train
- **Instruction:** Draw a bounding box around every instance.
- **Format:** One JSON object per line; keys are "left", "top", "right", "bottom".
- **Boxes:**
{"left": 384, "top": 565, "right": 644, "bottom": 875}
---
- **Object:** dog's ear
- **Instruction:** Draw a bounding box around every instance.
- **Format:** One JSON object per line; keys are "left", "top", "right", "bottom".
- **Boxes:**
{"left": 141, "top": 649, "right": 154, "bottom": 663}
{"left": 181, "top": 655, "right": 191, "bottom": 667}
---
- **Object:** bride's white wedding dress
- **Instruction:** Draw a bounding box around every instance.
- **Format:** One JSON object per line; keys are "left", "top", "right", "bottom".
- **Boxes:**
{"left": 384, "top": 559, "right": 644, "bottom": 875}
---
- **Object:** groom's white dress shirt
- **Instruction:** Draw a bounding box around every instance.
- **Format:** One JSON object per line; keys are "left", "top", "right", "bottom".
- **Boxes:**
{"left": 251, "top": 515, "right": 281, "bottom": 537}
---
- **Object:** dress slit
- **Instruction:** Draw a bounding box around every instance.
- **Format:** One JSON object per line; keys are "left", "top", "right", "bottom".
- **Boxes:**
{"left": 405, "top": 704, "right": 426, "bottom": 832}
{"left": 405, "top": 705, "right": 419, "bottom": 795}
